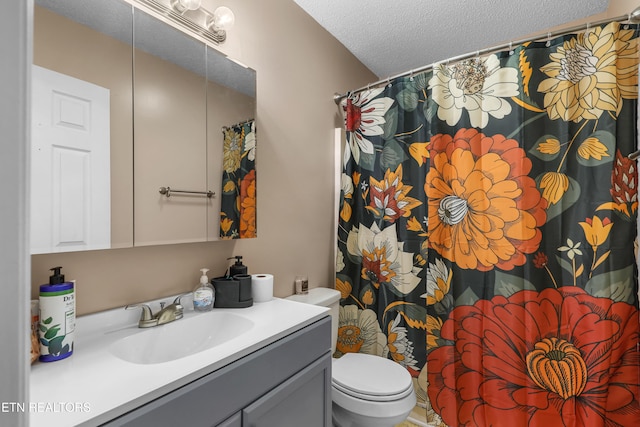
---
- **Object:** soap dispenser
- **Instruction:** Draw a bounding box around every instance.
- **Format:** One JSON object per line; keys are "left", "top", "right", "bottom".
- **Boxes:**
{"left": 228, "top": 256, "right": 248, "bottom": 276}
{"left": 39, "top": 266, "right": 75, "bottom": 362}
{"left": 193, "top": 268, "right": 214, "bottom": 312}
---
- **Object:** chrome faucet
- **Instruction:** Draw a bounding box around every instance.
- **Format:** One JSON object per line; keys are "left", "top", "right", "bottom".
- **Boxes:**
{"left": 125, "top": 293, "right": 191, "bottom": 328}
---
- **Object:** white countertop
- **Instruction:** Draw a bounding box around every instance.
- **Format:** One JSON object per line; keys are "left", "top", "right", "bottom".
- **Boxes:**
{"left": 29, "top": 297, "right": 328, "bottom": 427}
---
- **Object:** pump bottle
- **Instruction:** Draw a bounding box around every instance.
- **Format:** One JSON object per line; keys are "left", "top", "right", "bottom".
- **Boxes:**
{"left": 39, "top": 266, "right": 75, "bottom": 362}
{"left": 193, "top": 268, "right": 214, "bottom": 312}
{"left": 228, "top": 256, "right": 248, "bottom": 276}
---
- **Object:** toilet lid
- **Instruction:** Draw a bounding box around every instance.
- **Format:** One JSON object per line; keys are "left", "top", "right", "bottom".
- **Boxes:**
{"left": 332, "top": 353, "right": 413, "bottom": 401}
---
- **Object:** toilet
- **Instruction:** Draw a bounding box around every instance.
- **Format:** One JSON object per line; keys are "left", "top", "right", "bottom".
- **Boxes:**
{"left": 286, "top": 288, "right": 416, "bottom": 427}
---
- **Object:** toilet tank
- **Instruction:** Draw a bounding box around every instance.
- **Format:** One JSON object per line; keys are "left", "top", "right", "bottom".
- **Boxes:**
{"left": 285, "top": 288, "right": 341, "bottom": 354}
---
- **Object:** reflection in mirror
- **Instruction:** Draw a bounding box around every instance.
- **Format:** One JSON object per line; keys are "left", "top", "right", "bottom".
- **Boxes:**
{"left": 205, "top": 47, "right": 257, "bottom": 240}
{"left": 31, "top": 0, "right": 257, "bottom": 252}
{"left": 32, "top": 0, "right": 134, "bottom": 254}
{"left": 133, "top": 12, "right": 257, "bottom": 245}
{"left": 133, "top": 8, "right": 209, "bottom": 246}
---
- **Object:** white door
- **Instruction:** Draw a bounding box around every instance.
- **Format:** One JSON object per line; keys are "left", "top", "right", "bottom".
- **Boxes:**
{"left": 31, "top": 65, "right": 111, "bottom": 254}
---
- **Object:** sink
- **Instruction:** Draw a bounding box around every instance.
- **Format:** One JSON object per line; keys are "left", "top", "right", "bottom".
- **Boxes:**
{"left": 109, "top": 311, "right": 254, "bottom": 364}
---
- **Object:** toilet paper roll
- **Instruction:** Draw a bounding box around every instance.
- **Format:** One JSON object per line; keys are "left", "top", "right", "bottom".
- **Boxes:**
{"left": 251, "top": 274, "right": 274, "bottom": 302}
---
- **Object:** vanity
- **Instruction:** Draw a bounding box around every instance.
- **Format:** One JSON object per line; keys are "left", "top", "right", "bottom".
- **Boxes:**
{"left": 30, "top": 298, "right": 331, "bottom": 427}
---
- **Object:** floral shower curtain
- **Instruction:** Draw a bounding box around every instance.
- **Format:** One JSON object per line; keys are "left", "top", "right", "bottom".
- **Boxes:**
{"left": 337, "top": 21, "right": 640, "bottom": 426}
{"left": 220, "top": 119, "right": 256, "bottom": 239}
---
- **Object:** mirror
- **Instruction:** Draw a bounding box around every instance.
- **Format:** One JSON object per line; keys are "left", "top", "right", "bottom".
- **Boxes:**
{"left": 32, "top": 0, "right": 134, "bottom": 254}
{"left": 31, "top": 0, "right": 257, "bottom": 254}
{"left": 133, "top": 8, "right": 208, "bottom": 246}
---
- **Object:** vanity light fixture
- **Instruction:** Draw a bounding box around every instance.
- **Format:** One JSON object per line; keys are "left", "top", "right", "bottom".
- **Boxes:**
{"left": 135, "top": 0, "right": 234, "bottom": 44}
{"left": 205, "top": 6, "right": 235, "bottom": 40}
{"left": 170, "top": 0, "right": 202, "bottom": 14}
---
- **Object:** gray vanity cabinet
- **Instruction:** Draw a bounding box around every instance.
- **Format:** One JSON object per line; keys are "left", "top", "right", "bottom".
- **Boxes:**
{"left": 102, "top": 316, "right": 332, "bottom": 427}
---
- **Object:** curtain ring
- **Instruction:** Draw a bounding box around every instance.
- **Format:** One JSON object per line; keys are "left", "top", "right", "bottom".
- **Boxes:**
{"left": 387, "top": 77, "right": 392, "bottom": 88}
{"left": 624, "top": 13, "right": 631, "bottom": 29}
{"left": 508, "top": 41, "right": 514, "bottom": 56}
{"left": 409, "top": 70, "right": 414, "bottom": 81}
{"left": 545, "top": 32, "right": 551, "bottom": 47}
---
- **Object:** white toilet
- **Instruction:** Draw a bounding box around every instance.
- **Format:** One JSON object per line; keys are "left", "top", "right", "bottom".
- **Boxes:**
{"left": 286, "top": 288, "right": 416, "bottom": 427}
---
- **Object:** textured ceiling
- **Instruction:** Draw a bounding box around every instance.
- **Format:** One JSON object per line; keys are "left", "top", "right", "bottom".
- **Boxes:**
{"left": 294, "top": 0, "right": 610, "bottom": 78}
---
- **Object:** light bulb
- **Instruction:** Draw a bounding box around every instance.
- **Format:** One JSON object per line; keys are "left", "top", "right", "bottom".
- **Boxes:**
{"left": 180, "top": 0, "right": 201, "bottom": 10}
{"left": 171, "top": 0, "right": 201, "bottom": 13}
{"left": 212, "top": 6, "right": 235, "bottom": 30}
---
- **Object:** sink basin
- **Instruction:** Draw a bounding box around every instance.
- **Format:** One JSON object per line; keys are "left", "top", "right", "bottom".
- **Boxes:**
{"left": 109, "top": 311, "right": 254, "bottom": 364}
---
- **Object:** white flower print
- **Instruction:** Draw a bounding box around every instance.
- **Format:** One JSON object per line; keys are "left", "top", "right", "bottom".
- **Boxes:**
{"left": 429, "top": 54, "right": 519, "bottom": 128}
{"left": 387, "top": 313, "right": 419, "bottom": 370}
{"left": 343, "top": 88, "right": 394, "bottom": 165}
{"left": 347, "top": 223, "right": 422, "bottom": 295}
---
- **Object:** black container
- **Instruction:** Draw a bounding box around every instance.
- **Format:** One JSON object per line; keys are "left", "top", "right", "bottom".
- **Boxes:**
{"left": 211, "top": 276, "right": 253, "bottom": 308}
{"left": 234, "top": 274, "right": 253, "bottom": 302}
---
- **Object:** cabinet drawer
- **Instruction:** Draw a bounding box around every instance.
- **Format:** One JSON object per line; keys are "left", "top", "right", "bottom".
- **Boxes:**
{"left": 103, "top": 316, "right": 331, "bottom": 427}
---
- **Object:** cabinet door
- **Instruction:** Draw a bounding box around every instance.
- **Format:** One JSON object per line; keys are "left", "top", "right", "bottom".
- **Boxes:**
{"left": 217, "top": 412, "right": 241, "bottom": 427}
{"left": 242, "top": 353, "right": 331, "bottom": 427}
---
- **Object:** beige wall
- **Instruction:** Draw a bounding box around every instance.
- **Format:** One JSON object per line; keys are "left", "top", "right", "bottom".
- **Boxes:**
{"left": 31, "top": 0, "right": 376, "bottom": 315}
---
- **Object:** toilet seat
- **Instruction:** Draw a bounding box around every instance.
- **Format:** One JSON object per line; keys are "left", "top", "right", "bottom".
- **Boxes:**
{"left": 332, "top": 353, "right": 414, "bottom": 402}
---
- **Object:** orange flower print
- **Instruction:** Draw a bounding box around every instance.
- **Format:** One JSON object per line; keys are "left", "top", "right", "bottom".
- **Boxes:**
{"left": 425, "top": 128, "right": 547, "bottom": 271}
{"left": 362, "top": 289, "right": 374, "bottom": 306}
{"left": 426, "top": 258, "right": 450, "bottom": 306}
{"left": 539, "top": 171, "right": 569, "bottom": 205}
{"left": 428, "top": 287, "right": 640, "bottom": 426}
{"left": 220, "top": 216, "right": 234, "bottom": 238}
{"left": 239, "top": 169, "right": 256, "bottom": 238}
{"left": 335, "top": 277, "right": 352, "bottom": 300}
{"left": 579, "top": 215, "right": 613, "bottom": 278}
{"left": 366, "top": 164, "right": 422, "bottom": 222}
{"left": 579, "top": 216, "right": 613, "bottom": 248}
{"left": 340, "top": 173, "right": 354, "bottom": 222}
{"left": 387, "top": 313, "right": 419, "bottom": 371}
{"left": 426, "top": 314, "right": 442, "bottom": 351}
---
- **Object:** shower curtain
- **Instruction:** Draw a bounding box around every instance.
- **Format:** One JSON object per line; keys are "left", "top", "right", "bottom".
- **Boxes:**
{"left": 220, "top": 119, "right": 256, "bottom": 239}
{"left": 336, "top": 21, "right": 640, "bottom": 426}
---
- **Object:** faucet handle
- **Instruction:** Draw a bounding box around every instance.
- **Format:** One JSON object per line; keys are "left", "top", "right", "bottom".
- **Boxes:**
{"left": 125, "top": 303, "right": 156, "bottom": 327}
{"left": 173, "top": 292, "right": 192, "bottom": 306}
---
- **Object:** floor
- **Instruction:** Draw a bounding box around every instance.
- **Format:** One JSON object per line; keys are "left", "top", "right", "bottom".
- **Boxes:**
{"left": 394, "top": 405, "right": 428, "bottom": 427}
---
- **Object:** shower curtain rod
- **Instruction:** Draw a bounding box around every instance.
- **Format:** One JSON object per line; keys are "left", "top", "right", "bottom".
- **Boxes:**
{"left": 333, "top": 6, "right": 640, "bottom": 105}
{"left": 221, "top": 118, "right": 255, "bottom": 131}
